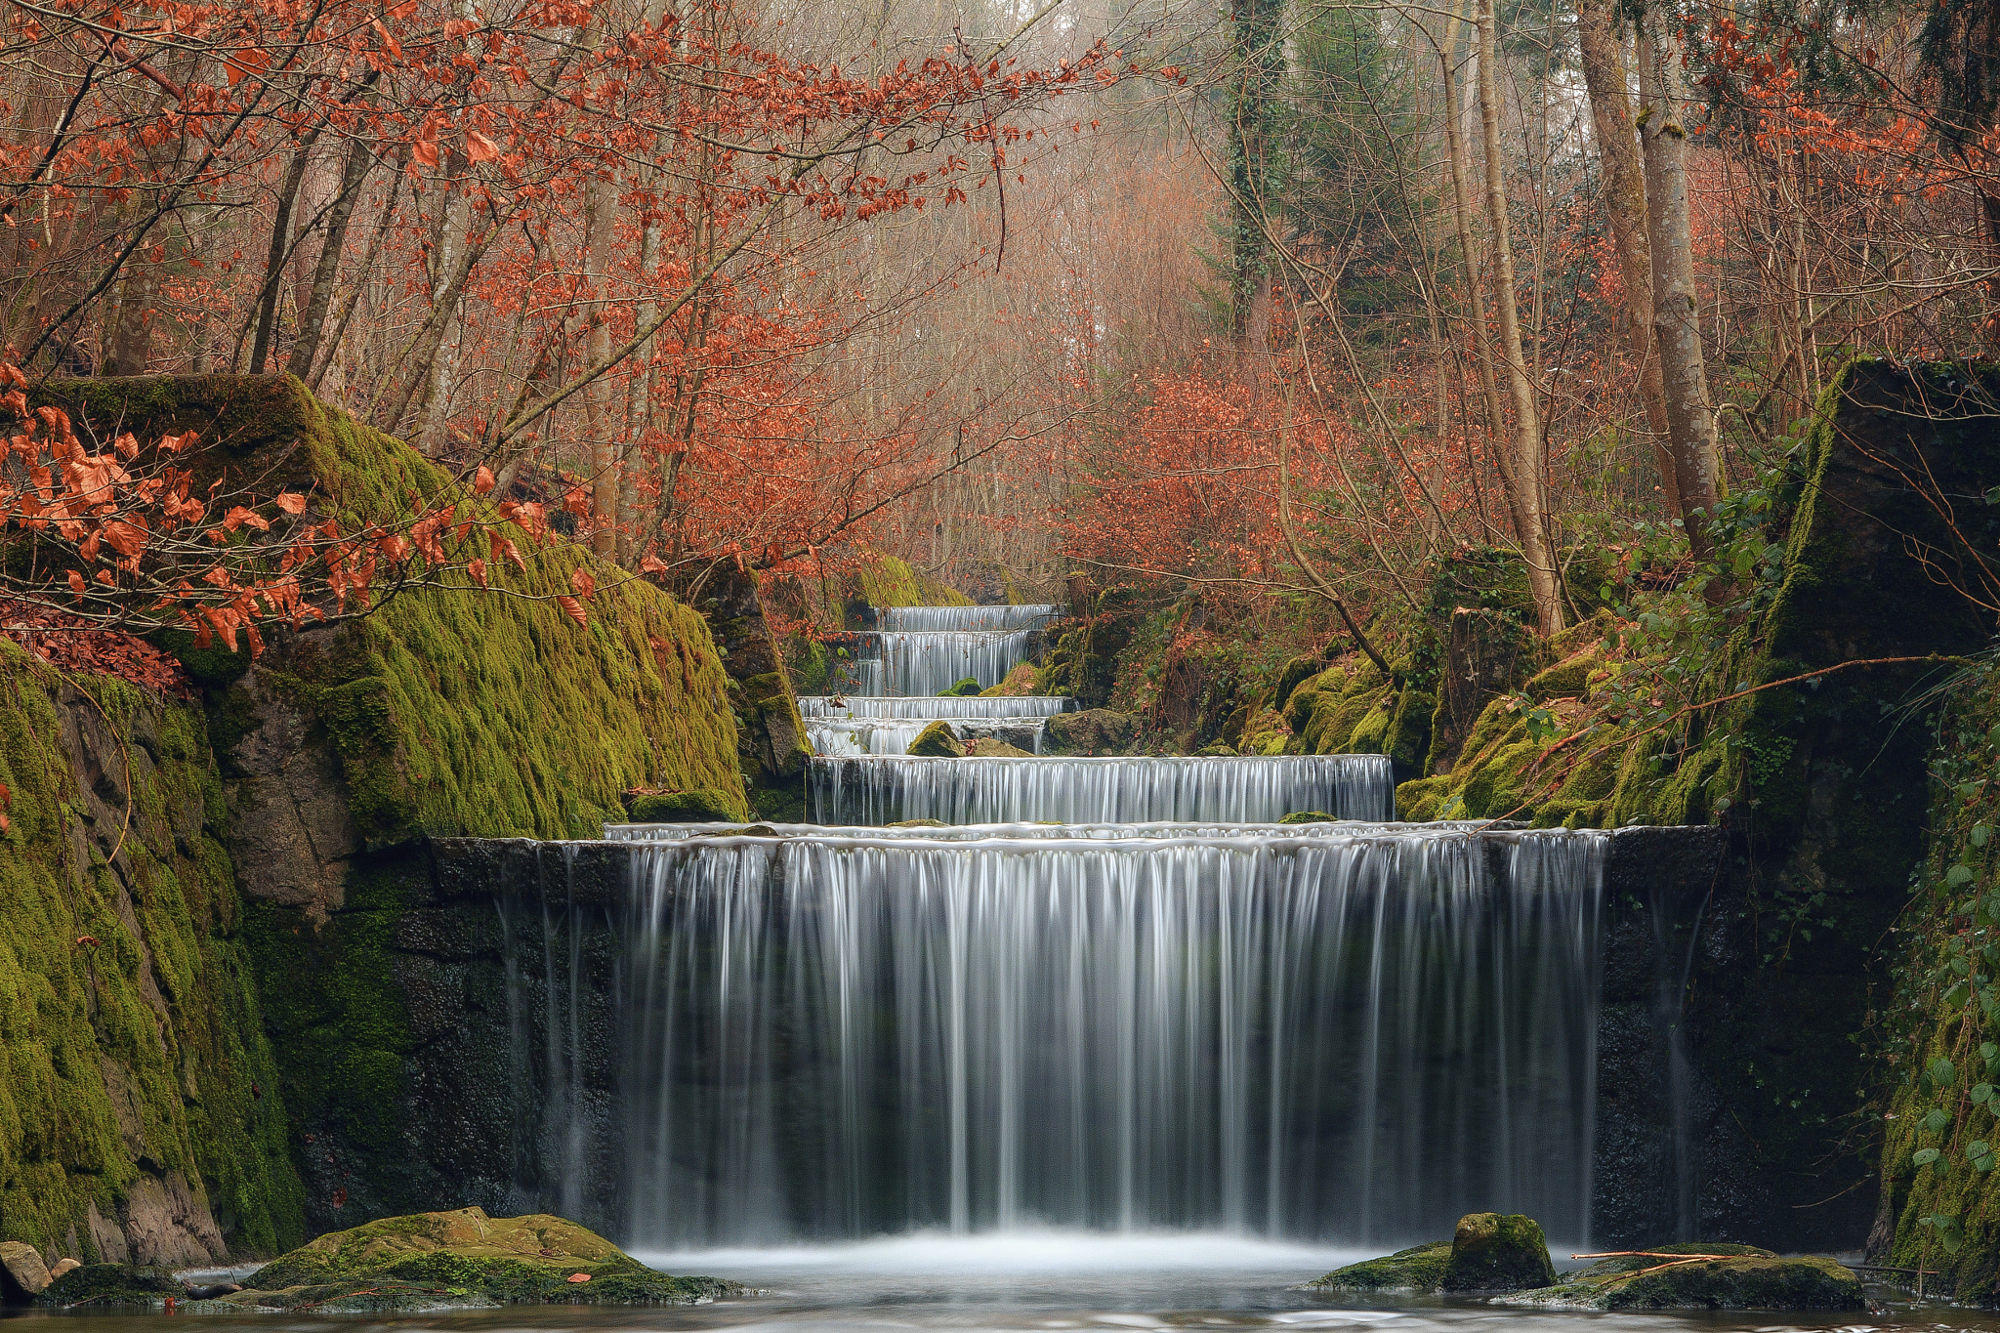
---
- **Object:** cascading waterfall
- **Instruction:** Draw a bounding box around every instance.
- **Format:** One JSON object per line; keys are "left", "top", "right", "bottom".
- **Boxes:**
{"left": 880, "top": 604, "right": 1061, "bottom": 631}
{"left": 876, "top": 629, "right": 1043, "bottom": 696}
{"left": 809, "top": 754, "right": 1396, "bottom": 824}
{"left": 600, "top": 823, "right": 1604, "bottom": 1249}
{"left": 799, "top": 696, "right": 1072, "bottom": 719}
{"left": 807, "top": 717, "right": 1047, "bottom": 756}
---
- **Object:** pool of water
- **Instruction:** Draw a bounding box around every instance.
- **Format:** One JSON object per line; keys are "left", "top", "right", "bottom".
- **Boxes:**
{"left": 4, "top": 1234, "right": 1993, "bottom": 1333}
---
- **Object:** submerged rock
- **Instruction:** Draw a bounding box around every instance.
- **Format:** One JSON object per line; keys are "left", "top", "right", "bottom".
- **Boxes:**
{"left": 1495, "top": 1244, "right": 1864, "bottom": 1311}
{"left": 1303, "top": 1242, "right": 1451, "bottom": 1292}
{"left": 1442, "top": 1212, "right": 1556, "bottom": 1291}
{"left": 908, "top": 721, "right": 963, "bottom": 756}
{"left": 196, "top": 1207, "right": 737, "bottom": 1312}
{"left": 1302, "top": 1213, "right": 1554, "bottom": 1295}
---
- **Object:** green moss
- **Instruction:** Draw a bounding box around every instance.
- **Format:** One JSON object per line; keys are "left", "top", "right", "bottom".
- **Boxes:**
{"left": 1278, "top": 811, "right": 1336, "bottom": 824}
{"left": 1503, "top": 1246, "right": 1862, "bottom": 1311}
{"left": 854, "top": 555, "right": 971, "bottom": 609}
{"left": 1441, "top": 1212, "right": 1555, "bottom": 1291}
{"left": 230, "top": 1208, "right": 738, "bottom": 1310}
{"left": 1303, "top": 1242, "right": 1450, "bottom": 1292}
{"left": 908, "top": 722, "right": 962, "bottom": 757}
{"left": 0, "top": 642, "right": 304, "bottom": 1259}
{"left": 627, "top": 789, "right": 741, "bottom": 823}
{"left": 941, "top": 677, "right": 983, "bottom": 697}
{"left": 36, "top": 1265, "right": 190, "bottom": 1309}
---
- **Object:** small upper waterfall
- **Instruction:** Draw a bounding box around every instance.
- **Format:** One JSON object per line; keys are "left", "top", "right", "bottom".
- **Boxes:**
{"left": 799, "top": 695, "right": 1071, "bottom": 719}
{"left": 585, "top": 822, "right": 1605, "bottom": 1248}
{"left": 808, "top": 754, "right": 1395, "bottom": 823}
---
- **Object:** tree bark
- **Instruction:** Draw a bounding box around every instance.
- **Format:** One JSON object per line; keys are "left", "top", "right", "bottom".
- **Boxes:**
{"left": 289, "top": 131, "right": 374, "bottom": 381}
{"left": 1575, "top": 0, "right": 1679, "bottom": 515}
{"left": 1474, "top": 0, "right": 1565, "bottom": 634}
{"left": 1636, "top": 10, "right": 1723, "bottom": 555}
{"left": 583, "top": 171, "right": 620, "bottom": 559}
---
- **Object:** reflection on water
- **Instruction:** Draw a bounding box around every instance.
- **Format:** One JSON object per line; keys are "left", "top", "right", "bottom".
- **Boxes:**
{"left": 2, "top": 1233, "right": 1993, "bottom": 1333}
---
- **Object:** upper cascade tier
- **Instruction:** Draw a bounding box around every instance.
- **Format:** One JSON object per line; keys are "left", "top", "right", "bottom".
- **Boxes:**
{"left": 567, "top": 822, "right": 1608, "bottom": 1248}
{"left": 879, "top": 604, "right": 1061, "bottom": 631}
{"left": 808, "top": 754, "right": 1395, "bottom": 824}
{"left": 798, "top": 695, "right": 1071, "bottom": 719}
{"left": 871, "top": 629, "right": 1042, "bottom": 696}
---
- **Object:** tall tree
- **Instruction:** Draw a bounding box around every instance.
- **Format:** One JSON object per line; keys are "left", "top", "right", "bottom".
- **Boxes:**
{"left": 1635, "top": 3, "right": 1722, "bottom": 555}
{"left": 1227, "top": 0, "right": 1285, "bottom": 351}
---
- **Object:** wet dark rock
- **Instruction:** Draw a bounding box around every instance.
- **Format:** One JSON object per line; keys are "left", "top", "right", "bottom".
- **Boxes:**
{"left": 1496, "top": 1244, "right": 1864, "bottom": 1311}
{"left": 1440, "top": 1212, "right": 1557, "bottom": 1292}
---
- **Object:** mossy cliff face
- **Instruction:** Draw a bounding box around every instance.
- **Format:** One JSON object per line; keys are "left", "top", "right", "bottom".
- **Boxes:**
{"left": 0, "top": 643, "right": 303, "bottom": 1263}
{"left": 1879, "top": 659, "right": 2000, "bottom": 1296}
{"left": 681, "top": 559, "right": 809, "bottom": 821}
{"left": 38, "top": 375, "right": 750, "bottom": 1236}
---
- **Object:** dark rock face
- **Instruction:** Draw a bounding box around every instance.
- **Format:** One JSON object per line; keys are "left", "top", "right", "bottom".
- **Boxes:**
{"left": 687, "top": 559, "right": 809, "bottom": 810}
{"left": 1440, "top": 1213, "right": 1557, "bottom": 1292}
{"left": 1427, "top": 608, "right": 1535, "bottom": 771}
{"left": 1043, "top": 709, "right": 1136, "bottom": 756}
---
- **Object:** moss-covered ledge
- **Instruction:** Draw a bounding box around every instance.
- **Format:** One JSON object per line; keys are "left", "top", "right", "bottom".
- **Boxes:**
{"left": 36, "top": 375, "right": 752, "bottom": 1235}
{"left": 0, "top": 643, "right": 303, "bottom": 1264}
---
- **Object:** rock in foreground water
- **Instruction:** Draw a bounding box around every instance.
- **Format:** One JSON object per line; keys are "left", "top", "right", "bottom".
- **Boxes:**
{"left": 1303, "top": 1213, "right": 1553, "bottom": 1294}
{"left": 210, "top": 1208, "right": 736, "bottom": 1312}
{"left": 1493, "top": 1244, "right": 1864, "bottom": 1311}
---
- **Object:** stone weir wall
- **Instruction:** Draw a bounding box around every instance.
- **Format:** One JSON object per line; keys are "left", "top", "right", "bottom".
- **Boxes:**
{"left": 359, "top": 824, "right": 1767, "bottom": 1250}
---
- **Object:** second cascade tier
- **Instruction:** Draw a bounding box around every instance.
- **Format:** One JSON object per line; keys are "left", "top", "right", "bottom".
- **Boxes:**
{"left": 808, "top": 753, "right": 1396, "bottom": 823}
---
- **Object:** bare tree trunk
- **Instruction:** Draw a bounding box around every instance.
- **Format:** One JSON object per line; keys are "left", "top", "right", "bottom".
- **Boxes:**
{"left": 1475, "top": 0, "right": 1564, "bottom": 633}
{"left": 1636, "top": 11, "right": 1722, "bottom": 555}
{"left": 289, "top": 132, "right": 374, "bottom": 380}
{"left": 584, "top": 172, "right": 619, "bottom": 559}
{"left": 101, "top": 263, "right": 152, "bottom": 374}
{"left": 410, "top": 176, "right": 472, "bottom": 453}
{"left": 247, "top": 143, "right": 316, "bottom": 373}
{"left": 1575, "top": 0, "right": 1678, "bottom": 514}
{"left": 1434, "top": 10, "right": 1510, "bottom": 484}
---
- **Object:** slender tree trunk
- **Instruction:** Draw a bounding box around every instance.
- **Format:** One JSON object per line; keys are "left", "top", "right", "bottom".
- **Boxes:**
{"left": 1228, "top": 0, "right": 1282, "bottom": 353}
{"left": 1575, "top": 0, "right": 1679, "bottom": 514}
{"left": 410, "top": 175, "right": 472, "bottom": 452}
{"left": 248, "top": 142, "right": 316, "bottom": 374}
{"left": 1636, "top": 12, "right": 1722, "bottom": 555}
{"left": 584, "top": 172, "right": 619, "bottom": 559}
{"left": 1475, "top": 0, "right": 1564, "bottom": 633}
{"left": 289, "top": 132, "right": 374, "bottom": 380}
{"left": 1436, "top": 11, "right": 1510, "bottom": 481}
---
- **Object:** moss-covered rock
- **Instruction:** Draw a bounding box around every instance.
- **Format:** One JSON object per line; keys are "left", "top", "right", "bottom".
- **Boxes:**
{"left": 34, "top": 1264, "right": 191, "bottom": 1309}
{"left": 1498, "top": 1245, "right": 1862, "bottom": 1311}
{"left": 0, "top": 643, "right": 304, "bottom": 1262}
{"left": 1302, "top": 1242, "right": 1450, "bottom": 1292}
{"left": 1279, "top": 811, "right": 1336, "bottom": 824}
{"left": 908, "top": 721, "right": 963, "bottom": 757}
{"left": 626, "top": 788, "right": 741, "bottom": 823}
{"left": 964, "top": 737, "right": 1034, "bottom": 757}
{"left": 941, "top": 677, "right": 983, "bottom": 697}
{"left": 217, "top": 1208, "right": 736, "bottom": 1311}
{"left": 1044, "top": 709, "right": 1136, "bottom": 756}
{"left": 852, "top": 555, "right": 971, "bottom": 611}
{"left": 1441, "top": 1212, "right": 1556, "bottom": 1292}
{"left": 981, "top": 663, "right": 1042, "bottom": 696}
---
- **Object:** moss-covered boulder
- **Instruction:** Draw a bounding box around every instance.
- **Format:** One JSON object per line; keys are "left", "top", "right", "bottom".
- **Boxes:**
{"left": 964, "top": 737, "right": 1034, "bottom": 757}
{"left": 1497, "top": 1245, "right": 1863, "bottom": 1311}
{"left": 626, "top": 788, "right": 742, "bottom": 823}
{"left": 1302, "top": 1242, "right": 1450, "bottom": 1292}
{"left": 1044, "top": 708, "right": 1136, "bottom": 756}
{"left": 201, "top": 1208, "right": 735, "bottom": 1311}
{"left": 941, "top": 677, "right": 984, "bottom": 697}
{"left": 982, "top": 663, "right": 1042, "bottom": 696}
{"left": 908, "top": 721, "right": 963, "bottom": 756}
{"left": 1441, "top": 1212, "right": 1556, "bottom": 1292}
{"left": 34, "top": 1264, "right": 191, "bottom": 1309}
{"left": 1279, "top": 810, "right": 1337, "bottom": 824}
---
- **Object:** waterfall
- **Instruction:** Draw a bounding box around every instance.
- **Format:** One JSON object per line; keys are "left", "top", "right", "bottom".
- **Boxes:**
{"left": 881, "top": 604, "right": 1061, "bottom": 631}
{"left": 807, "top": 717, "right": 1047, "bottom": 756}
{"left": 808, "top": 754, "right": 1395, "bottom": 824}
{"left": 876, "top": 630, "right": 1043, "bottom": 695}
{"left": 799, "top": 695, "right": 1071, "bottom": 719}
{"left": 606, "top": 823, "right": 1605, "bottom": 1249}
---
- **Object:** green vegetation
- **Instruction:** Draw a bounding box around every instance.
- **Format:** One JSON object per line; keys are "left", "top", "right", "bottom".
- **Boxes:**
{"left": 0, "top": 642, "right": 303, "bottom": 1259}
{"left": 1303, "top": 1242, "right": 1450, "bottom": 1292}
